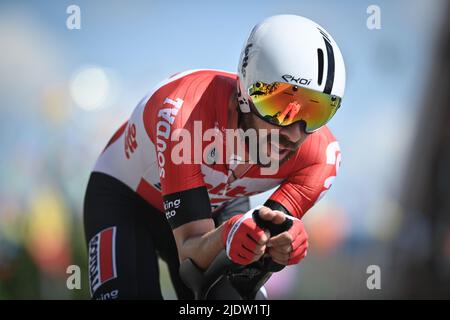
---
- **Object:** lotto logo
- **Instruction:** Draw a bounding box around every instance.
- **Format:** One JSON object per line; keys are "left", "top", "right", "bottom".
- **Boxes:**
{"left": 88, "top": 227, "right": 117, "bottom": 296}
{"left": 164, "top": 198, "right": 181, "bottom": 220}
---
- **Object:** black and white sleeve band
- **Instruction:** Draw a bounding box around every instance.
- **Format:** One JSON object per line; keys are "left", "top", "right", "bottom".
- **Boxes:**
{"left": 163, "top": 186, "right": 212, "bottom": 229}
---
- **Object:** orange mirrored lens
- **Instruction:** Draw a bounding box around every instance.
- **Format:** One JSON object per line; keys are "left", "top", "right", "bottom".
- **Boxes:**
{"left": 249, "top": 82, "right": 341, "bottom": 132}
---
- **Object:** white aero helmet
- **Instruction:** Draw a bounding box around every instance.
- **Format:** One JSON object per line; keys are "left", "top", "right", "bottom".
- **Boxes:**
{"left": 237, "top": 14, "right": 346, "bottom": 133}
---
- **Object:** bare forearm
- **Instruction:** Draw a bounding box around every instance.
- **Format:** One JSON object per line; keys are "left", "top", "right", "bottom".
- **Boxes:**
{"left": 174, "top": 220, "right": 225, "bottom": 270}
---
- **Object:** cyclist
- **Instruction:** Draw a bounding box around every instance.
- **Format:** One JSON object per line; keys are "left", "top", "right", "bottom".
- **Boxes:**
{"left": 84, "top": 14, "right": 345, "bottom": 299}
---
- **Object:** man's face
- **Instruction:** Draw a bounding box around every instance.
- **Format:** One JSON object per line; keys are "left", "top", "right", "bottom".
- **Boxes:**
{"left": 240, "top": 110, "right": 311, "bottom": 166}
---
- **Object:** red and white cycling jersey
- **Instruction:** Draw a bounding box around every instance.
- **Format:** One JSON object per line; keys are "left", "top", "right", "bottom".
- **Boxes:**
{"left": 94, "top": 70, "right": 341, "bottom": 219}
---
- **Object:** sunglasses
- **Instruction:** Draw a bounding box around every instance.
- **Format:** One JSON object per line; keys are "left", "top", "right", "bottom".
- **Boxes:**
{"left": 248, "top": 81, "right": 342, "bottom": 133}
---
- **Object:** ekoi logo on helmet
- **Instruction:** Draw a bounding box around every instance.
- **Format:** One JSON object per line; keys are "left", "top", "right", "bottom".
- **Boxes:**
{"left": 281, "top": 74, "right": 312, "bottom": 86}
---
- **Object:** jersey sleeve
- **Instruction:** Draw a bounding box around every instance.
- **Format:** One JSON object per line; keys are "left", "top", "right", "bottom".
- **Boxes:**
{"left": 266, "top": 126, "right": 342, "bottom": 219}
{"left": 143, "top": 73, "right": 216, "bottom": 228}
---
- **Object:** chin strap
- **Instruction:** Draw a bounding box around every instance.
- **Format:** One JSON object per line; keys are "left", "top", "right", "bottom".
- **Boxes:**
{"left": 237, "top": 101, "right": 244, "bottom": 129}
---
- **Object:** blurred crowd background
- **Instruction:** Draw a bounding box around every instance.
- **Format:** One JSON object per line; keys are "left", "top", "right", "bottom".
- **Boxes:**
{"left": 1, "top": 0, "right": 449, "bottom": 299}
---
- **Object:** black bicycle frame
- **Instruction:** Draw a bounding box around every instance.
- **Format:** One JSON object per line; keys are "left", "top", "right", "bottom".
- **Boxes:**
{"left": 179, "top": 209, "right": 293, "bottom": 300}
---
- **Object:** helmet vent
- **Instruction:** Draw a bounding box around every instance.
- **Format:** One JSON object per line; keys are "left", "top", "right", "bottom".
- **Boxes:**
{"left": 323, "top": 39, "right": 335, "bottom": 94}
{"left": 317, "top": 48, "right": 324, "bottom": 86}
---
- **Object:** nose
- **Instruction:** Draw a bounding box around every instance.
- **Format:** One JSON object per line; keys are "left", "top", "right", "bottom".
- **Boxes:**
{"left": 279, "top": 123, "right": 304, "bottom": 145}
